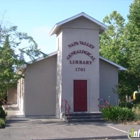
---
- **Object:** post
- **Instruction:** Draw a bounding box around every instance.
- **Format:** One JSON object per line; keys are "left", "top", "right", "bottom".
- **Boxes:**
{"left": 65, "top": 101, "right": 66, "bottom": 115}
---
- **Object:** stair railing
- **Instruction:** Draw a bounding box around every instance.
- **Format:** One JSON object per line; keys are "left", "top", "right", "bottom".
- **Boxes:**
{"left": 98, "top": 98, "right": 110, "bottom": 108}
{"left": 0, "top": 98, "right": 7, "bottom": 105}
{"left": 61, "top": 98, "right": 71, "bottom": 119}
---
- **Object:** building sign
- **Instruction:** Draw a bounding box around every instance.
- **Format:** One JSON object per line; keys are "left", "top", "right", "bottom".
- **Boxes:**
{"left": 66, "top": 41, "right": 95, "bottom": 71}
{"left": 68, "top": 41, "right": 95, "bottom": 49}
{"left": 67, "top": 50, "right": 95, "bottom": 61}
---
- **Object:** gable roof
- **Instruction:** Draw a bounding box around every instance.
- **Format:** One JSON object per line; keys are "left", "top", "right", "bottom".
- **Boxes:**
{"left": 34, "top": 51, "right": 57, "bottom": 62}
{"left": 99, "top": 56, "right": 126, "bottom": 70}
{"left": 20, "top": 51, "right": 57, "bottom": 71}
{"left": 30, "top": 51, "right": 126, "bottom": 71}
{"left": 50, "top": 12, "right": 108, "bottom": 35}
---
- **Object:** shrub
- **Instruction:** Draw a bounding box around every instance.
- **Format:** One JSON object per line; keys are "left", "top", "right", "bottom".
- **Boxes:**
{"left": 0, "top": 106, "right": 7, "bottom": 128}
{"left": 0, "top": 106, "right": 7, "bottom": 119}
{"left": 132, "top": 103, "right": 140, "bottom": 121}
{"left": 119, "top": 102, "right": 133, "bottom": 109}
{"left": 135, "top": 93, "right": 140, "bottom": 102}
{"left": 101, "top": 106, "right": 135, "bottom": 122}
{"left": 0, "top": 118, "right": 5, "bottom": 128}
{"left": 133, "top": 93, "right": 140, "bottom": 104}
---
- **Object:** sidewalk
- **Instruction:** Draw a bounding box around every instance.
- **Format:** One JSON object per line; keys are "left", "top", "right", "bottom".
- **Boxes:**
{"left": 0, "top": 104, "right": 139, "bottom": 140}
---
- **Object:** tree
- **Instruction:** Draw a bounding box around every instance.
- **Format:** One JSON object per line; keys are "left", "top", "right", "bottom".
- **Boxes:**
{"left": 0, "top": 19, "right": 47, "bottom": 99}
{"left": 126, "top": 0, "right": 140, "bottom": 77}
{"left": 121, "top": 0, "right": 140, "bottom": 97}
{"left": 100, "top": 0, "right": 140, "bottom": 101}
{"left": 0, "top": 26, "right": 46, "bottom": 61}
{"left": 100, "top": 11, "right": 127, "bottom": 66}
{"left": 0, "top": 35, "right": 22, "bottom": 97}
{"left": 99, "top": 11, "right": 130, "bottom": 99}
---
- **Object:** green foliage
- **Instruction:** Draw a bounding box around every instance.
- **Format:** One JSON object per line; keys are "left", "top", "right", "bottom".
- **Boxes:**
{"left": 0, "top": 106, "right": 7, "bottom": 119}
{"left": 0, "top": 106, "right": 6, "bottom": 128}
{"left": 99, "top": 11, "right": 130, "bottom": 99}
{"left": 119, "top": 102, "right": 133, "bottom": 109}
{"left": 100, "top": 0, "right": 140, "bottom": 100}
{"left": 100, "top": 11, "right": 127, "bottom": 66}
{"left": 0, "top": 35, "right": 22, "bottom": 97}
{"left": 135, "top": 103, "right": 140, "bottom": 110}
{"left": 0, "top": 21, "right": 47, "bottom": 97}
{"left": 121, "top": 0, "right": 140, "bottom": 96}
{"left": 133, "top": 93, "right": 140, "bottom": 104}
{"left": 132, "top": 103, "right": 140, "bottom": 121}
{"left": 0, "top": 118, "right": 5, "bottom": 128}
{"left": 101, "top": 106, "right": 135, "bottom": 122}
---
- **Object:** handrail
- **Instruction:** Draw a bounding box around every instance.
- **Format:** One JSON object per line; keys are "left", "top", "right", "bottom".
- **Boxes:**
{"left": 98, "top": 98, "right": 110, "bottom": 108}
{"left": 61, "top": 98, "right": 71, "bottom": 119}
{"left": 0, "top": 98, "right": 7, "bottom": 105}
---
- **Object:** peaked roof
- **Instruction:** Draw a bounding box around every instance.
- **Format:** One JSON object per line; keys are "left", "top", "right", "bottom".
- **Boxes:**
{"left": 99, "top": 56, "right": 126, "bottom": 70}
{"left": 29, "top": 51, "right": 126, "bottom": 71}
{"left": 50, "top": 12, "right": 108, "bottom": 35}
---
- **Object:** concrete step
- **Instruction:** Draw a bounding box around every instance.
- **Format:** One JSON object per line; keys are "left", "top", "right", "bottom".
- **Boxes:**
{"left": 66, "top": 112, "right": 102, "bottom": 116}
{"left": 68, "top": 115, "right": 103, "bottom": 119}
{"left": 68, "top": 118, "right": 105, "bottom": 123}
{"left": 65, "top": 112, "right": 105, "bottom": 123}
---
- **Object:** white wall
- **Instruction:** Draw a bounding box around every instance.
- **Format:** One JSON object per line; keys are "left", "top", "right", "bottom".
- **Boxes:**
{"left": 56, "top": 17, "right": 101, "bottom": 117}
{"left": 24, "top": 55, "right": 57, "bottom": 116}
{"left": 56, "top": 31, "right": 63, "bottom": 118}
{"left": 100, "top": 59, "right": 118, "bottom": 105}
{"left": 7, "top": 87, "right": 17, "bottom": 104}
{"left": 17, "top": 77, "right": 24, "bottom": 114}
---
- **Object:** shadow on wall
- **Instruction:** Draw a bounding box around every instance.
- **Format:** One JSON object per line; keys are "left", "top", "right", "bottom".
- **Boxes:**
{"left": 7, "top": 87, "right": 17, "bottom": 104}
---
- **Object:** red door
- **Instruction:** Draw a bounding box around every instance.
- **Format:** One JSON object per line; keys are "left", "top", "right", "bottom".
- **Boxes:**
{"left": 74, "top": 80, "right": 87, "bottom": 112}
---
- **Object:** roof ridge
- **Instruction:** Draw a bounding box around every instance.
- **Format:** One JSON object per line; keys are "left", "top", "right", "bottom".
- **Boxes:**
{"left": 50, "top": 12, "right": 108, "bottom": 35}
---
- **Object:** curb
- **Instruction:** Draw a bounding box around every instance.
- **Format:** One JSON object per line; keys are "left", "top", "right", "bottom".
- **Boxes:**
{"left": 32, "top": 135, "right": 128, "bottom": 140}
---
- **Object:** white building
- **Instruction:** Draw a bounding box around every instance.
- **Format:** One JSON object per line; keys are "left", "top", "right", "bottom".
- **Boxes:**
{"left": 8, "top": 13, "right": 126, "bottom": 118}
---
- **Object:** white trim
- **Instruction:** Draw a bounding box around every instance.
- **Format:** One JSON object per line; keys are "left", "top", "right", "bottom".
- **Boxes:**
{"left": 50, "top": 12, "right": 108, "bottom": 35}
{"left": 35, "top": 51, "right": 57, "bottom": 62}
{"left": 28, "top": 51, "right": 57, "bottom": 65}
{"left": 22, "top": 51, "right": 57, "bottom": 69}
{"left": 100, "top": 56, "right": 127, "bottom": 70}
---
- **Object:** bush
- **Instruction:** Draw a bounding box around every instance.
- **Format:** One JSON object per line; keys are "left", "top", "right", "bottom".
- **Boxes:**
{"left": 0, "top": 105, "right": 7, "bottom": 128}
{"left": 101, "top": 106, "right": 135, "bottom": 122}
{"left": 0, "top": 118, "right": 5, "bottom": 128}
{"left": 119, "top": 102, "right": 133, "bottom": 109}
{"left": 132, "top": 103, "right": 140, "bottom": 121}
{"left": 0, "top": 106, "right": 7, "bottom": 119}
{"left": 133, "top": 93, "right": 140, "bottom": 104}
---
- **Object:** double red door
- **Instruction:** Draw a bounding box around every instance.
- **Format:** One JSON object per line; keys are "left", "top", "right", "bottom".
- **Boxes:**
{"left": 74, "top": 80, "right": 87, "bottom": 112}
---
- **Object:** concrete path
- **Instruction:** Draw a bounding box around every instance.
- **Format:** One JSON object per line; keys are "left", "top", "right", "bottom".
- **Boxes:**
{"left": 0, "top": 104, "right": 139, "bottom": 140}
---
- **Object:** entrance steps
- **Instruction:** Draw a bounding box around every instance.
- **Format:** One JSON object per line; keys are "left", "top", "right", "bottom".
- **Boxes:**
{"left": 65, "top": 112, "right": 105, "bottom": 123}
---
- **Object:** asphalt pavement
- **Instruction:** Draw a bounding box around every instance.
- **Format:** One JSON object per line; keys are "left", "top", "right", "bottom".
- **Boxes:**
{"left": 0, "top": 104, "right": 139, "bottom": 140}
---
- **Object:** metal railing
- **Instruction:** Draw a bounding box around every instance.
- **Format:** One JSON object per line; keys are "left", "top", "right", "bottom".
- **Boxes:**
{"left": 61, "top": 98, "right": 70, "bottom": 119}
{"left": 0, "top": 98, "right": 7, "bottom": 105}
{"left": 98, "top": 98, "right": 110, "bottom": 108}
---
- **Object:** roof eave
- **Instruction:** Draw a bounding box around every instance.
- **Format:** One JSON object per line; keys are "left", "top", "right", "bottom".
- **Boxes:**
{"left": 119, "top": 67, "right": 127, "bottom": 71}
{"left": 50, "top": 12, "right": 108, "bottom": 36}
{"left": 99, "top": 56, "right": 127, "bottom": 71}
{"left": 50, "top": 25, "right": 58, "bottom": 36}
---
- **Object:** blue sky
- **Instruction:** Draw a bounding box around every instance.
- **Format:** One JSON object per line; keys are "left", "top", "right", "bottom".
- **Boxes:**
{"left": 0, "top": 0, "right": 133, "bottom": 54}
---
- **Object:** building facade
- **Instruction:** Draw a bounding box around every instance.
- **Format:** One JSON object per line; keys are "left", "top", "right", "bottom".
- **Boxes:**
{"left": 14, "top": 13, "right": 126, "bottom": 118}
